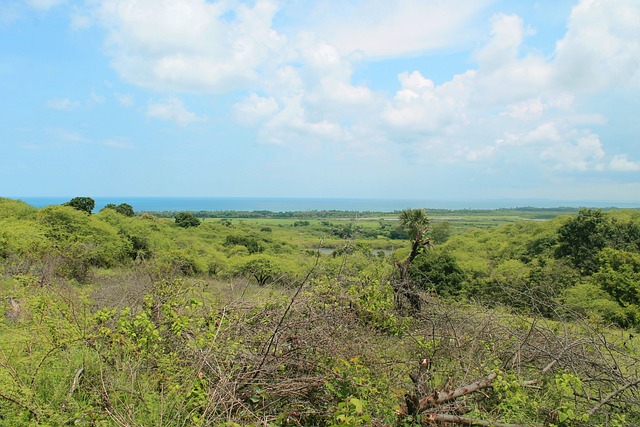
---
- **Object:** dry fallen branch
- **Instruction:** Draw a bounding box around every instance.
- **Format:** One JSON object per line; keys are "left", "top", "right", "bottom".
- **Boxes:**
{"left": 427, "top": 413, "right": 541, "bottom": 427}
{"left": 588, "top": 377, "right": 640, "bottom": 417}
{"left": 399, "top": 371, "right": 498, "bottom": 417}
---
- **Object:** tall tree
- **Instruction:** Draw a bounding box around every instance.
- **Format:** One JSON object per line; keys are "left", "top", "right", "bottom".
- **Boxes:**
{"left": 395, "top": 209, "right": 431, "bottom": 312}
{"left": 555, "top": 208, "right": 610, "bottom": 274}
{"left": 399, "top": 208, "right": 431, "bottom": 267}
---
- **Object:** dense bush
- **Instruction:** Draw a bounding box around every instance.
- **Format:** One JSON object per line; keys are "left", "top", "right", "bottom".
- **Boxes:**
{"left": 174, "top": 212, "right": 201, "bottom": 228}
{"left": 409, "top": 247, "right": 466, "bottom": 297}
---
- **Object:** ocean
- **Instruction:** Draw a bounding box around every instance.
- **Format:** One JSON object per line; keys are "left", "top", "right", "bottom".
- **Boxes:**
{"left": 12, "top": 196, "right": 640, "bottom": 213}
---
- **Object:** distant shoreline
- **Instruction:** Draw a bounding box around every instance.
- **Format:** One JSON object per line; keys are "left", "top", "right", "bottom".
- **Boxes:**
{"left": 10, "top": 196, "right": 640, "bottom": 213}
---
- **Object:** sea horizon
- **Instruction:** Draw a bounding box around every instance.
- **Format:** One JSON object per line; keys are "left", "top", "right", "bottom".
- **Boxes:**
{"left": 10, "top": 196, "right": 640, "bottom": 213}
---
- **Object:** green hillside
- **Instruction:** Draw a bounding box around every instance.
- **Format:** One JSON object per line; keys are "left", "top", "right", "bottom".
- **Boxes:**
{"left": 1, "top": 197, "right": 639, "bottom": 426}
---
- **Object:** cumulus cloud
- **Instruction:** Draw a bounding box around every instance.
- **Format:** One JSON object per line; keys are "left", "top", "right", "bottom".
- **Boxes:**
{"left": 539, "top": 132, "right": 605, "bottom": 171}
{"left": 96, "top": 0, "right": 287, "bottom": 93}
{"left": 290, "top": 0, "right": 492, "bottom": 58}
{"left": 553, "top": 0, "right": 640, "bottom": 92}
{"left": 610, "top": 155, "right": 640, "bottom": 172}
{"left": 383, "top": 70, "right": 469, "bottom": 133}
{"left": 86, "top": 0, "right": 639, "bottom": 182}
{"left": 147, "top": 98, "right": 205, "bottom": 126}
{"left": 234, "top": 93, "right": 279, "bottom": 124}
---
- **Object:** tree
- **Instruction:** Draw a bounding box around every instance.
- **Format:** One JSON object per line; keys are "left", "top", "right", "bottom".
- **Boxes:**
{"left": 430, "top": 221, "right": 451, "bottom": 244}
{"left": 394, "top": 209, "right": 431, "bottom": 312}
{"left": 239, "top": 256, "right": 286, "bottom": 286}
{"left": 101, "top": 203, "right": 135, "bottom": 217}
{"left": 592, "top": 248, "right": 640, "bottom": 308}
{"left": 409, "top": 248, "right": 466, "bottom": 298}
{"left": 555, "top": 208, "right": 611, "bottom": 274}
{"left": 174, "top": 212, "right": 201, "bottom": 228}
{"left": 115, "top": 203, "right": 135, "bottom": 217}
{"left": 398, "top": 208, "right": 431, "bottom": 270}
{"left": 64, "top": 197, "right": 95, "bottom": 214}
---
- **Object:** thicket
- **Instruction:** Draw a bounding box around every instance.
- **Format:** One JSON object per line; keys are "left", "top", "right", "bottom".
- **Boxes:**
{"left": 1, "top": 197, "right": 640, "bottom": 426}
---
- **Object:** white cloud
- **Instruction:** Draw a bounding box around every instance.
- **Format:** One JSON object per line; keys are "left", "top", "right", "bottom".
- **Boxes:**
{"left": 46, "top": 97, "right": 80, "bottom": 111}
{"left": 553, "top": 0, "right": 640, "bottom": 92}
{"left": 383, "top": 70, "right": 469, "bottom": 133}
{"left": 610, "top": 155, "right": 640, "bottom": 172}
{"left": 96, "top": 0, "right": 287, "bottom": 93}
{"left": 471, "top": 13, "right": 552, "bottom": 106}
{"left": 70, "top": 9, "right": 92, "bottom": 30}
{"left": 291, "top": 0, "right": 493, "bottom": 58}
{"left": 234, "top": 93, "right": 279, "bottom": 124}
{"left": 539, "top": 132, "right": 605, "bottom": 171}
{"left": 88, "top": 0, "right": 639, "bottom": 189}
{"left": 147, "top": 98, "right": 204, "bottom": 126}
{"left": 24, "top": 0, "right": 65, "bottom": 11}
{"left": 501, "top": 98, "right": 545, "bottom": 120}
{"left": 257, "top": 94, "right": 348, "bottom": 145}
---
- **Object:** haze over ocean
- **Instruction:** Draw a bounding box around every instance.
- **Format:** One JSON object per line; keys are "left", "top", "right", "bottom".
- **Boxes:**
{"left": 14, "top": 197, "right": 640, "bottom": 213}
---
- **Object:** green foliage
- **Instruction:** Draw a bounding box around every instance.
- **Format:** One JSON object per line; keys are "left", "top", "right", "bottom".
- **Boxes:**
{"left": 491, "top": 371, "right": 540, "bottom": 423}
{"left": 398, "top": 208, "right": 430, "bottom": 241}
{"left": 408, "top": 248, "right": 466, "bottom": 297}
{"left": 239, "top": 255, "right": 287, "bottom": 286}
{"left": 592, "top": 248, "right": 640, "bottom": 306}
{"left": 549, "top": 373, "right": 589, "bottom": 426}
{"left": 332, "top": 222, "right": 361, "bottom": 239}
{"left": 225, "top": 234, "right": 263, "bottom": 254}
{"left": 326, "top": 358, "right": 377, "bottom": 427}
{"left": 346, "top": 279, "right": 408, "bottom": 335}
{"left": 429, "top": 220, "right": 451, "bottom": 244}
{"left": 156, "top": 249, "right": 203, "bottom": 276}
{"left": 554, "top": 208, "right": 640, "bottom": 274}
{"left": 388, "top": 228, "right": 409, "bottom": 240}
{"left": 102, "top": 203, "right": 135, "bottom": 217}
{"left": 36, "top": 205, "right": 130, "bottom": 280}
{"left": 174, "top": 212, "right": 201, "bottom": 228}
{"left": 63, "top": 196, "right": 95, "bottom": 214}
{"left": 206, "top": 251, "right": 229, "bottom": 276}
{"left": 3, "top": 198, "right": 640, "bottom": 425}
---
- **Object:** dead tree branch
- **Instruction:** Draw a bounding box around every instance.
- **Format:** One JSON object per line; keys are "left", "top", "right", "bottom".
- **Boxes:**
{"left": 399, "top": 371, "right": 498, "bottom": 416}
{"left": 426, "top": 413, "right": 541, "bottom": 427}
{"left": 588, "top": 377, "right": 640, "bottom": 417}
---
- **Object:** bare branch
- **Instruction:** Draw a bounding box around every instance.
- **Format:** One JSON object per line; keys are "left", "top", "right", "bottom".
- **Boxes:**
{"left": 426, "top": 413, "right": 541, "bottom": 427}
{"left": 588, "top": 377, "right": 640, "bottom": 417}
{"left": 399, "top": 371, "right": 498, "bottom": 416}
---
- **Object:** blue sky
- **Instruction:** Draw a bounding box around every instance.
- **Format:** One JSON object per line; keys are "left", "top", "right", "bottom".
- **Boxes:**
{"left": 1, "top": 0, "right": 639, "bottom": 202}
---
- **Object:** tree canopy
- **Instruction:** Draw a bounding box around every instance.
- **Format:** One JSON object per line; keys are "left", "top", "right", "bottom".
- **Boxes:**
{"left": 102, "top": 203, "right": 135, "bottom": 217}
{"left": 174, "top": 212, "right": 201, "bottom": 228}
{"left": 63, "top": 196, "right": 95, "bottom": 214}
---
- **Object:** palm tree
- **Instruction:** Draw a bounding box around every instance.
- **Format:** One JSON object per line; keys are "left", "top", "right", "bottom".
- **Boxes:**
{"left": 399, "top": 208, "right": 430, "bottom": 265}
{"left": 395, "top": 209, "right": 431, "bottom": 312}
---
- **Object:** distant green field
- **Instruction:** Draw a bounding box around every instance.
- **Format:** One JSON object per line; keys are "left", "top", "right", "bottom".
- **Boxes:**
{"left": 196, "top": 207, "right": 585, "bottom": 236}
